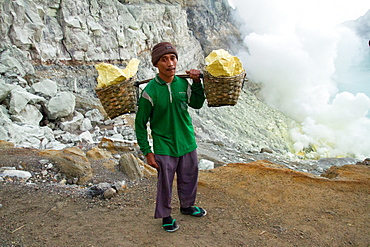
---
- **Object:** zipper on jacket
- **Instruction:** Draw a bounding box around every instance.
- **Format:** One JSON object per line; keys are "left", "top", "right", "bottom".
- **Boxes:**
{"left": 166, "top": 83, "right": 172, "bottom": 103}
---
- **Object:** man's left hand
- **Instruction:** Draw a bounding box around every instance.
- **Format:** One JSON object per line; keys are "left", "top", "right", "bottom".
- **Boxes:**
{"left": 186, "top": 69, "right": 201, "bottom": 83}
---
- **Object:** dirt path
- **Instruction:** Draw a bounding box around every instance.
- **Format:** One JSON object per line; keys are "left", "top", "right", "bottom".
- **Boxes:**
{"left": 1, "top": 160, "right": 369, "bottom": 247}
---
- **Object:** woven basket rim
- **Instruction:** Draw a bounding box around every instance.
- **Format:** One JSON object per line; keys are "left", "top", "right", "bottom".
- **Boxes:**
{"left": 95, "top": 75, "right": 137, "bottom": 92}
{"left": 203, "top": 69, "right": 246, "bottom": 79}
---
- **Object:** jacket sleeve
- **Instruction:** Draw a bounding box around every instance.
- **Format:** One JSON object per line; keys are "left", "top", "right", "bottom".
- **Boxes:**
{"left": 189, "top": 81, "right": 205, "bottom": 109}
{"left": 135, "top": 91, "right": 153, "bottom": 156}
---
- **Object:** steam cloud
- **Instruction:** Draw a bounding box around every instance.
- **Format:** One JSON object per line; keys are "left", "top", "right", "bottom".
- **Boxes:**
{"left": 230, "top": 0, "right": 370, "bottom": 159}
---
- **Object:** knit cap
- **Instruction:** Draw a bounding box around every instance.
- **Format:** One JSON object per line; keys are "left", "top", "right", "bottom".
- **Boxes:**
{"left": 151, "top": 42, "right": 178, "bottom": 65}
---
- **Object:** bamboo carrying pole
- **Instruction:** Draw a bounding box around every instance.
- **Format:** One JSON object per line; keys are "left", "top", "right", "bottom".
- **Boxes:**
{"left": 133, "top": 74, "right": 203, "bottom": 87}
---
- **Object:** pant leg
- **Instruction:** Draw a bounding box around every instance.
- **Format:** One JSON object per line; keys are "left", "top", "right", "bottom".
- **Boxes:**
{"left": 176, "top": 150, "right": 199, "bottom": 208}
{"left": 154, "top": 154, "right": 178, "bottom": 219}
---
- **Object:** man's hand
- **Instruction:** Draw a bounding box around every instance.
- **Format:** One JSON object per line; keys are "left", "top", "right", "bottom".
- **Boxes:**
{"left": 146, "top": 152, "right": 159, "bottom": 170}
{"left": 186, "top": 69, "right": 201, "bottom": 83}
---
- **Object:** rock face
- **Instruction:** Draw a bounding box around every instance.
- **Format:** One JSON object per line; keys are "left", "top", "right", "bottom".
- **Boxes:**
{"left": 0, "top": 0, "right": 244, "bottom": 63}
{"left": 184, "top": 0, "right": 245, "bottom": 55}
{"left": 1, "top": 0, "right": 209, "bottom": 66}
{"left": 344, "top": 9, "right": 370, "bottom": 38}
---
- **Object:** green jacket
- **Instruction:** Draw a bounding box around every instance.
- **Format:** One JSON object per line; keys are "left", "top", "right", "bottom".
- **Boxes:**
{"left": 135, "top": 75, "right": 205, "bottom": 157}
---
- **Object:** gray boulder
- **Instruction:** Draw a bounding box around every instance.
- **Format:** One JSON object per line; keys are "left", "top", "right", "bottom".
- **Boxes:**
{"left": 0, "top": 79, "right": 18, "bottom": 102}
{"left": 30, "top": 79, "right": 58, "bottom": 98}
{"left": 0, "top": 169, "right": 32, "bottom": 181}
{"left": 199, "top": 159, "right": 215, "bottom": 170}
{"left": 10, "top": 124, "right": 54, "bottom": 149}
{"left": 0, "top": 47, "right": 35, "bottom": 76}
{"left": 11, "top": 104, "right": 43, "bottom": 126}
{"left": 9, "top": 89, "right": 45, "bottom": 114}
{"left": 60, "top": 111, "right": 84, "bottom": 132}
{"left": 46, "top": 92, "right": 76, "bottom": 120}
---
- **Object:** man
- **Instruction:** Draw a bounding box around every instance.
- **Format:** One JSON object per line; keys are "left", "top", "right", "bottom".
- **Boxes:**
{"left": 135, "top": 42, "right": 207, "bottom": 232}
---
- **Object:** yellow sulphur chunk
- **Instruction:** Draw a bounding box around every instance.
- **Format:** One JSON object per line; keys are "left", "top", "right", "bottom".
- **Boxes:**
{"left": 205, "top": 49, "right": 243, "bottom": 77}
{"left": 123, "top": 58, "right": 140, "bottom": 79}
{"left": 95, "top": 58, "right": 140, "bottom": 88}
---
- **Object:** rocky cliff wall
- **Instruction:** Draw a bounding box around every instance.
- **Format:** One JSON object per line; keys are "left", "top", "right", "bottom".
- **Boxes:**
{"left": 0, "top": 0, "right": 243, "bottom": 66}
{"left": 1, "top": 0, "right": 246, "bottom": 92}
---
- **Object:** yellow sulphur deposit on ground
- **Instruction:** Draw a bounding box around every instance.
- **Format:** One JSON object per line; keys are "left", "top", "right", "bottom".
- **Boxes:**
{"left": 205, "top": 49, "right": 243, "bottom": 77}
{"left": 95, "top": 58, "right": 140, "bottom": 88}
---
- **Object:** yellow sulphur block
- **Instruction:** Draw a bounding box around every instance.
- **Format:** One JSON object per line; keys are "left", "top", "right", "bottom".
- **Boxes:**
{"left": 95, "top": 58, "right": 140, "bottom": 88}
{"left": 205, "top": 49, "right": 243, "bottom": 77}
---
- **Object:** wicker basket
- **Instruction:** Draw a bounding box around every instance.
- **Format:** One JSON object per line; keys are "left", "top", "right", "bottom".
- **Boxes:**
{"left": 203, "top": 70, "right": 246, "bottom": 107}
{"left": 95, "top": 76, "right": 137, "bottom": 119}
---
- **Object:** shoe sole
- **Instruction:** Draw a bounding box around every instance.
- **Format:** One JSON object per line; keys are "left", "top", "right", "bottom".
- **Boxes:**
{"left": 164, "top": 225, "right": 179, "bottom": 232}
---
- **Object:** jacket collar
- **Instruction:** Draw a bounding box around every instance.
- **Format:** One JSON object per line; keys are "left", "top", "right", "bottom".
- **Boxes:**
{"left": 154, "top": 74, "right": 178, "bottom": 85}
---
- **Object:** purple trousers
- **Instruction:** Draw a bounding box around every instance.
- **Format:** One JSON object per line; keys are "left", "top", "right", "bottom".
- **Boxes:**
{"left": 154, "top": 150, "right": 199, "bottom": 219}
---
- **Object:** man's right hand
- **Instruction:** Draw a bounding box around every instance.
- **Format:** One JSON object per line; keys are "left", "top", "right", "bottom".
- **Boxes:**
{"left": 146, "top": 152, "right": 159, "bottom": 170}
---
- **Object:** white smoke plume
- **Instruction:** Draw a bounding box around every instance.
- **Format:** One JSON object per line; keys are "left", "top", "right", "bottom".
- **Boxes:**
{"left": 229, "top": 0, "right": 370, "bottom": 159}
